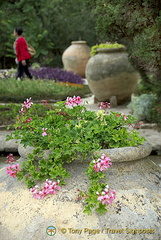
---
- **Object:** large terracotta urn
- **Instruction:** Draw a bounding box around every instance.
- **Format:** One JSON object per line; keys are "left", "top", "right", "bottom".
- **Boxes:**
{"left": 62, "top": 41, "right": 91, "bottom": 77}
{"left": 85, "top": 47, "right": 139, "bottom": 104}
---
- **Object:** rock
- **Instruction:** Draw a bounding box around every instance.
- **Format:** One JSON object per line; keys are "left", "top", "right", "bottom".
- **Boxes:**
{"left": 4, "top": 139, "right": 20, "bottom": 153}
{"left": 0, "top": 136, "right": 5, "bottom": 151}
{"left": 151, "top": 145, "right": 161, "bottom": 156}
{"left": 0, "top": 130, "right": 19, "bottom": 153}
{"left": 0, "top": 157, "right": 161, "bottom": 240}
{"left": 18, "top": 144, "right": 34, "bottom": 159}
{"left": 137, "top": 129, "right": 161, "bottom": 155}
{"left": 140, "top": 123, "right": 158, "bottom": 129}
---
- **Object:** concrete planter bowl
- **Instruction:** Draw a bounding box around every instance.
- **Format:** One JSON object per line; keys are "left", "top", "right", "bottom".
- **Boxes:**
{"left": 96, "top": 141, "right": 152, "bottom": 163}
{"left": 18, "top": 141, "right": 152, "bottom": 163}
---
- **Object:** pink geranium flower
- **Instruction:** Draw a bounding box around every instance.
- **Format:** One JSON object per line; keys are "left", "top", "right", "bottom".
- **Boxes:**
{"left": 30, "top": 179, "right": 61, "bottom": 199}
{"left": 24, "top": 118, "right": 32, "bottom": 123}
{"left": 99, "top": 102, "right": 110, "bottom": 109}
{"left": 65, "top": 96, "right": 82, "bottom": 107}
{"left": 6, "top": 153, "right": 16, "bottom": 164}
{"left": 97, "top": 185, "right": 116, "bottom": 205}
{"left": 19, "top": 108, "right": 25, "bottom": 113}
{"left": 93, "top": 154, "right": 112, "bottom": 172}
{"left": 42, "top": 128, "right": 48, "bottom": 136}
{"left": 121, "top": 113, "right": 128, "bottom": 121}
{"left": 6, "top": 164, "right": 21, "bottom": 177}
{"left": 22, "top": 97, "right": 33, "bottom": 109}
{"left": 19, "top": 97, "right": 33, "bottom": 114}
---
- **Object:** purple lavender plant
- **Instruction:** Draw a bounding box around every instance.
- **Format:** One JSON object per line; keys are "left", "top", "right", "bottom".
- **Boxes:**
{"left": 30, "top": 67, "right": 84, "bottom": 84}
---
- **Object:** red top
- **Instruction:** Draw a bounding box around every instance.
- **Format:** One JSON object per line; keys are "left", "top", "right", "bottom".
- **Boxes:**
{"left": 15, "top": 36, "right": 31, "bottom": 62}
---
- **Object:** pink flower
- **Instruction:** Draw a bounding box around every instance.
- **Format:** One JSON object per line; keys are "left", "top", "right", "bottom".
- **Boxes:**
{"left": 65, "top": 96, "right": 82, "bottom": 107}
{"left": 74, "top": 96, "right": 82, "bottom": 104}
{"left": 24, "top": 118, "right": 32, "bottom": 123}
{"left": 22, "top": 97, "right": 33, "bottom": 109}
{"left": 97, "top": 185, "right": 116, "bottom": 205}
{"left": 6, "top": 153, "right": 16, "bottom": 164}
{"left": 42, "top": 128, "right": 48, "bottom": 136}
{"left": 93, "top": 154, "right": 112, "bottom": 172}
{"left": 6, "top": 164, "right": 21, "bottom": 177}
{"left": 99, "top": 102, "right": 110, "bottom": 109}
{"left": 121, "top": 113, "right": 128, "bottom": 121}
{"left": 30, "top": 179, "right": 61, "bottom": 199}
{"left": 65, "top": 97, "right": 76, "bottom": 107}
{"left": 19, "top": 108, "right": 25, "bottom": 113}
{"left": 19, "top": 98, "right": 33, "bottom": 114}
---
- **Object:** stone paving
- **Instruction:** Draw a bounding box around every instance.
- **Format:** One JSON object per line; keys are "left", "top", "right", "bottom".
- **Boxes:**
{"left": 0, "top": 95, "right": 161, "bottom": 240}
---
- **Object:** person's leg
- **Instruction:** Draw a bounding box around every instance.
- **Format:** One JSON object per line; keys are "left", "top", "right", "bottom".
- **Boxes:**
{"left": 16, "top": 61, "right": 24, "bottom": 80}
{"left": 24, "top": 59, "right": 32, "bottom": 79}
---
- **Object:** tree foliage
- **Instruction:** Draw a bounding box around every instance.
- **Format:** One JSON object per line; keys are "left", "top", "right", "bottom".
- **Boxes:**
{"left": 0, "top": 0, "right": 96, "bottom": 68}
{"left": 84, "top": 0, "right": 161, "bottom": 95}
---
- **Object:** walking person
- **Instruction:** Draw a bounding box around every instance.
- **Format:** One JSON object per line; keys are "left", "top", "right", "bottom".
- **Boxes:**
{"left": 14, "top": 27, "right": 32, "bottom": 80}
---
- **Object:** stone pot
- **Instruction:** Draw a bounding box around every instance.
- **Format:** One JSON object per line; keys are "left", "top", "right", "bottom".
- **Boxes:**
{"left": 85, "top": 47, "right": 139, "bottom": 105}
{"left": 62, "top": 41, "right": 91, "bottom": 77}
{"left": 18, "top": 141, "right": 152, "bottom": 163}
{"left": 95, "top": 141, "right": 152, "bottom": 163}
{"left": 18, "top": 144, "right": 51, "bottom": 161}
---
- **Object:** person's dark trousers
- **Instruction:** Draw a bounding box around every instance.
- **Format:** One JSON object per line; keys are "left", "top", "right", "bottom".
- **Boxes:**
{"left": 16, "top": 59, "right": 32, "bottom": 80}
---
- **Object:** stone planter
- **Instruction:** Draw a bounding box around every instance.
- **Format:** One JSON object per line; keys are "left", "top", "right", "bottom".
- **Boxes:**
{"left": 18, "top": 141, "right": 152, "bottom": 163}
{"left": 18, "top": 144, "right": 35, "bottom": 159}
{"left": 62, "top": 41, "right": 91, "bottom": 77}
{"left": 85, "top": 47, "right": 139, "bottom": 105}
{"left": 18, "top": 144, "right": 51, "bottom": 161}
{"left": 95, "top": 141, "right": 152, "bottom": 163}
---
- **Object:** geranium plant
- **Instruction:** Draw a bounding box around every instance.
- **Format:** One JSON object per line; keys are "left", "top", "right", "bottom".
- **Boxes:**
{"left": 7, "top": 96, "right": 145, "bottom": 214}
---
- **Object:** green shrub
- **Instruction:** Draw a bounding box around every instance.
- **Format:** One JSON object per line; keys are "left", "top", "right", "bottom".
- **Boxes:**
{"left": 128, "top": 94, "right": 157, "bottom": 121}
{"left": 0, "top": 103, "right": 49, "bottom": 126}
{"left": 0, "top": 104, "right": 20, "bottom": 126}
{"left": 0, "top": 78, "right": 91, "bottom": 102}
